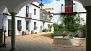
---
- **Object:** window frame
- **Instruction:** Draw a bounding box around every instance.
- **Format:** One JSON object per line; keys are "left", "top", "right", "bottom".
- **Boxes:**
{"left": 34, "top": 8, "right": 36, "bottom": 15}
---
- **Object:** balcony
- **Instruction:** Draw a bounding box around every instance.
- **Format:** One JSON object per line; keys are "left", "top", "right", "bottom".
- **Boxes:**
{"left": 25, "top": 13, "right": 32, "bottom": 21}
{"left": 61, "top": 3, "right": 77, "bottom": 14}
{"left": 40, "top": 9, "right": 51, "bottom": 22}
{"left": 40, "top": 12, "right": 50, "bottom": 20}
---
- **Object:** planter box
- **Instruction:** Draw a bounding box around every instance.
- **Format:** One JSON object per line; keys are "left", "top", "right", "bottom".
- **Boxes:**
{"left": 53, "top": 36, "right": 86, "bottom": 47}
{"left": 73, "top": 38, "right": 86, "bottom": 47}
{"left": 53, "top": 36, "right": 73, "bottom": 45}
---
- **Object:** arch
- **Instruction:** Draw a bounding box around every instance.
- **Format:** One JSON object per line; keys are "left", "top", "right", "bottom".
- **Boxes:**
{"left": 74, "top": 0, "right": 91, "bottom": 6}
{"left": 0, "top": 5, "right": 7, "bottom": 14}
{"left": 6, "top": 0, "right": 37, "bottom": 14}
{"left": 74, "top": 0, "right": 82, "bottom": 3}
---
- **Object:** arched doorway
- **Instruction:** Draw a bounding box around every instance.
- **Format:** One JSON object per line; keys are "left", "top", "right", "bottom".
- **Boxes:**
{"left": 0, "top": 0, "right": 38, "bottom": 51}
{"left": 0, "top": 5, "right": 8, "bottom": 47}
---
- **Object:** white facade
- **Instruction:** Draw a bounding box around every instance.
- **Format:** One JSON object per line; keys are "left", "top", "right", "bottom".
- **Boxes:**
{"left": 50, "top": 0, "right": 86, "bottom": 24}
{"left": 1, "top": 2, "right": 53, "bottom": 36}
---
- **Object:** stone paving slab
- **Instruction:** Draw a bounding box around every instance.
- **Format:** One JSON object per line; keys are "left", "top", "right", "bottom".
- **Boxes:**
{"left": 0, "top": 33, "right": 86, "bottom": 51}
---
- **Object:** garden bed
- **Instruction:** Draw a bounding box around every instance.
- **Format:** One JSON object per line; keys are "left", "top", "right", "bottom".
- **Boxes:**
{"left": 53, "top": 36, "right": 73, "bottom": 45}
{"left": 53, "top": 36, "right": 86, "bottom": 47}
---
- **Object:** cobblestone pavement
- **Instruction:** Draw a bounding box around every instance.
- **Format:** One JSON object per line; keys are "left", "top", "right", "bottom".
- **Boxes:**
{"left": 0, "top": 33, "right": 86, "bottom": 51}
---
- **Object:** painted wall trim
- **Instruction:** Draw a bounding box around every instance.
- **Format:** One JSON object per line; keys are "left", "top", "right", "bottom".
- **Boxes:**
{"left": 51, "top": 12, "right": 86, "bottom": 15}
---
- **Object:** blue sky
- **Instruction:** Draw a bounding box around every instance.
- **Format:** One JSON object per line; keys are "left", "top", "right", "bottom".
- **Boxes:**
{"left": 38, "top": 0, "right": 53, "bottom": 4}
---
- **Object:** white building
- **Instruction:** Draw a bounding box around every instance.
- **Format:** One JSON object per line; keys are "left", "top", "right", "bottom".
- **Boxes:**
{"left": 1, "top": 2, "right": 53, "bottom": 36}
{"left": 49, "top": 0, "right": 86, "bottom": 24}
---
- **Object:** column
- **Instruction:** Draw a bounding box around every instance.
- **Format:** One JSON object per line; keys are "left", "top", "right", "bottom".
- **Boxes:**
{"left": 85, "top": 6, "right": 91, "bottom": 51}
{"left": 10, "top": 12, "right": 16, "bottom": 51}
{"left": 0, "top": 14, "right": 3, "bottom": 47}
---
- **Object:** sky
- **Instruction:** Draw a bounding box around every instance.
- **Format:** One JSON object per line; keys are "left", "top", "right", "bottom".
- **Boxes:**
{"left": 38, "top": 0, "right": 53, "bottom": 4}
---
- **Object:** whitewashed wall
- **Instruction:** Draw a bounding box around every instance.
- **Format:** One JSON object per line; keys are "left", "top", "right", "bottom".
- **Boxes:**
{"left": 0, "top": 3, "right": 38, "bottom": 36}
{"left": 2, "top": 3, "right": 53, "bottom": 36}
{"left": 51, "top": 0, "right": 86, "bottom": 24}
{"left": 52, "top": 15, "right": 62, "bottom": 24}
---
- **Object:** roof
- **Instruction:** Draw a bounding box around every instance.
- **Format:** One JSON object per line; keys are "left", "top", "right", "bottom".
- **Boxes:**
{"left": 42, "top": 4, "right": 54, "bottom": 9}
{"left": 30, "top": 3, "right": 40, "bottom": 8}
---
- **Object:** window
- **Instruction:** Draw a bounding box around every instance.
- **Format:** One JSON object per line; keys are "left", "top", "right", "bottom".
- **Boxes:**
{"left": 56, "top": 0, "right": 60, "bottom": 1}
{"left": 26, "top": 21, "right": 29, "bottom": 30}
{"left": 34, "top": 22, "right": 37, "bottom": 30}
{"left": 65, "top": 0, "right": 73, "bottom": 7}
{"left": 26, "top": 6, "right": 29, "bottom": 17}
{"left": 17, "top": 20, "right": 22, "bottom": 31}
{"left": 34, "top": 9, "right": 36, "bottom": 15}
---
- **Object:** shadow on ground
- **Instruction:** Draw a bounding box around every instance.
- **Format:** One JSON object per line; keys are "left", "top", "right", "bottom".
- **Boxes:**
{"left": 40, "top": 33, "right": 53, "bottom": 39}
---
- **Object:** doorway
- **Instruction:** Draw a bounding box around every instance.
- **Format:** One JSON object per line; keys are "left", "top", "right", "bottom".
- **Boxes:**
{"left": 8, "top": 20, "right": 12, "bottom": 36}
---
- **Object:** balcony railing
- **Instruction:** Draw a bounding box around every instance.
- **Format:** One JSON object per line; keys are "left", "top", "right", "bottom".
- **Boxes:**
{"left": 29, "top": 13, "right": 32, "bottom": 18}
{"left": 26, "top": 13, "right": 32, "bottom": 18}
{"left": 61, "top": 3, "right": 77, "bottom": 13}
{"left": 40, "top": 13, "right": 50, "bottom": 21}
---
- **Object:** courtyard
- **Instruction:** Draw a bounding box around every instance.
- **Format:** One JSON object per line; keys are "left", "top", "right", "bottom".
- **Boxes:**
{"left": 0, "top": 32, "right": 86, "bottom": 51}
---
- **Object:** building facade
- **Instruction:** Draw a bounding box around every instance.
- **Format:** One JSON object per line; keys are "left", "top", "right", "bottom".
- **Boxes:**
{"left": 50, "top": 0, "right": 86, "bottom": 24}
{"left": 1, "top": 2, "right": 53, "bottom": 36}
{"left": 40, "top": 9, "right": 53, "bottom": 31}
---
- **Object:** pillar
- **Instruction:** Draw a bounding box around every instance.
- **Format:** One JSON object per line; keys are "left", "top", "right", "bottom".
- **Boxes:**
{"left": 10, "top": 12, "right": 16, "bottom": 51}
{"left": 85, "top": 6, "right": 91, "bottom": 51}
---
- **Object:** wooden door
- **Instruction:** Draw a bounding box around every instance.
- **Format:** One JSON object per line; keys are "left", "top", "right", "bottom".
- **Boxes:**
{"left": 0, "top": 29, "right": 3, "bottom": 46}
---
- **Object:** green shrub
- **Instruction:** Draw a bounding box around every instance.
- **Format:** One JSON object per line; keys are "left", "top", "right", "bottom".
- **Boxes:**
{"left": 53, "top": 23, "right": 66, "bottom": 32}
{"left": 69, "top": 34, "right": 72, "bottom": 36}
{"left": 48, "top": 24, "right": 52, "bottom": 32}
{"left": 51, "top": 33, "right": 55, "bottom": 38}
{"left": 42, "top": 29, "right": 48, "bottom": 32}
{"left": 74, "top": 34, "right": 79, "bottom": 37}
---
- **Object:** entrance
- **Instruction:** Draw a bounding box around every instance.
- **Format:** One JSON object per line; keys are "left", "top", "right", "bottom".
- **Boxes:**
{"left": 8, "top": 20, "right": 12, "bottom": 36}
{"left": 0, "top": 29, "right": 3, "bottom": 46}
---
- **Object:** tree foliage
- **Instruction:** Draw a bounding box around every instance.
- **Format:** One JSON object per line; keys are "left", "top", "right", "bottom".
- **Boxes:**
{"left": 48, "top": 24, "right": 52, "bottom": 32}
{"left": 61, "top": 14, "right": 84, "bottom": 32}
{"left": 53, "top": 23, "right": 65, "bottom": 32}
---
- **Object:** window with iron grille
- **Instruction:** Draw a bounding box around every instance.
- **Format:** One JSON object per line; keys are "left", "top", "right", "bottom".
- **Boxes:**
{"left": 26, "top": 6, "right": 29, "bottom": 17}
{"left": 17, "top": 20, "right": 22, "bottom": 31}
{"left": 34, "top": 9, "right": 36, "bottom": 15}
{"left": 34, "top": 22, "right": 37, "bottom": 30}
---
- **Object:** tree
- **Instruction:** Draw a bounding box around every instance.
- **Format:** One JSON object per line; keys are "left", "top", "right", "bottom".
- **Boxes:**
{"left": 61, "top": 14, "right": 84, "bottom": 32}
{"left": 48, "top": 24, "right": 52, "bottom": 32}
{"left": 61, "top": 13, "right": 86, "bottom": 37}
{"left": 53, "top": 23, "right": 65, "bottom": 32}
{"left": 39, "top": 3, "right": 44, "bottom": 8}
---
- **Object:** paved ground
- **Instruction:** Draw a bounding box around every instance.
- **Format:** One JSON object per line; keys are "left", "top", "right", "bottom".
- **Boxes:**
{"left": 0, "top": 32, "right": 86, "bottom": 51}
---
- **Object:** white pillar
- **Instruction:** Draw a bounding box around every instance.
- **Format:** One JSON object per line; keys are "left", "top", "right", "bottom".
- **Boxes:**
{"left": 10, "top": 12, "right": 16, "bottom": 51}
